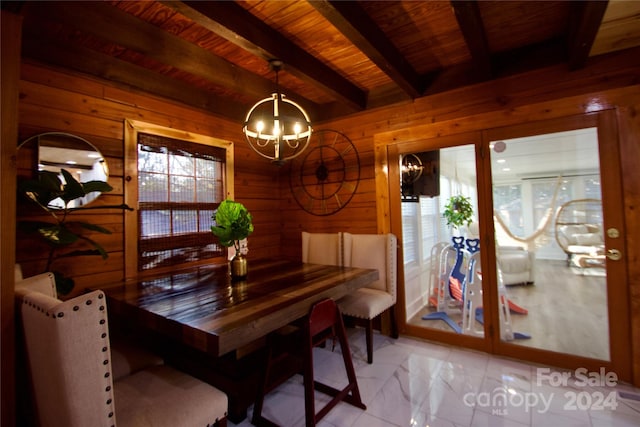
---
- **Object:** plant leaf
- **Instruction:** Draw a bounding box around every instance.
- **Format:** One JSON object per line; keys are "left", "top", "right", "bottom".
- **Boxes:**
{"left": 19, "top": 171, "right": 64, "bottom": 208}
{"left": 38, "top": 225, "right": 79, "bottom": 246}
{"left": 60, "top": 169, "right": 86, "bottom": 202}
{"left": 18, "top": 169, "right": 133, "bottom": 296}
{"left": 76, "top": 235, "right": 109, "bottom": 258}
{"left": 38, "top": 170, "right": 65, "bottom": 192}
{"left": 18, "top": 220, "right": 56, "bottom": 234}
{"left": 443, "top": 195, "right": 474, "bottom": 229}
{"left": 81, "top": 180, "right": 113, "bottom": 194}
{"left": 211, "top": 199, "right": 253, "bottom": 247}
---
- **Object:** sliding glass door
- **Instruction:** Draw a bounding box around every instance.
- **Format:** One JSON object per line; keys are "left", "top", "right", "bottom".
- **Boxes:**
{"left": 489, "top": 126, "right": 609, "bottom": 359}
{"left": 402, "top": 143, "right": 484, "bottom": 339}
{"left": 392, "top": 111, "right": 630, "bottom": 378}
{"left": 484, "top": 112, "right": 630, "bottom": 377}
{"left": 393, "top": 133, "right": 488, "bottom": 352}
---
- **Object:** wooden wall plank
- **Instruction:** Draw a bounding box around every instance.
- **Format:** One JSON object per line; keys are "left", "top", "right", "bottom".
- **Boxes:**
{"left": 19, "top": 103, "right": 124, "bottom": 139}
{"left": 21, "top": 60, "right": 107, "bottom": 98}
{"left": 1, "top": 11, "right": 22, "bottom": 427}
{"left": 617, "top": 103, "right": 640, "bottom": 386}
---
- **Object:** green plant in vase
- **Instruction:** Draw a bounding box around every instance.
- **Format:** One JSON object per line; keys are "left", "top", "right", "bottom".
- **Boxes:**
{"left": 443, "top": 194, "right": 474, "bottom": 232}
{"left": 211, "top": 199, "right": 254, "bottom": 280}
{"left": 18, "top": 169, "right": 133, "bottom": 295}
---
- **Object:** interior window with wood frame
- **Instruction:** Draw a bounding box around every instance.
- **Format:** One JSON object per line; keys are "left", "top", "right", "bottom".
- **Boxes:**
{"left": 124, "top": 120, "right": 234, "bottom": 277}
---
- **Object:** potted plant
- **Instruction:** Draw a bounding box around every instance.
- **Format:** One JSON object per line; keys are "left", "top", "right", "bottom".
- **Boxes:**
{"left": 211, "top": 199, "right": 254, "bottom": 280}
{"left": 18, "top": 169, "right": 133, "bottom": 295}
{"left": 443, "top": 195, "right": 474, "bottom": 232}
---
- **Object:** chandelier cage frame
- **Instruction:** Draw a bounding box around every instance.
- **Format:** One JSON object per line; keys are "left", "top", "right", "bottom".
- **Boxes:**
{"left": 242, "top": 60, "right": 312, "bottom": 165}
{"left": 401, "top": 153, "right": 424, "bottom": 185}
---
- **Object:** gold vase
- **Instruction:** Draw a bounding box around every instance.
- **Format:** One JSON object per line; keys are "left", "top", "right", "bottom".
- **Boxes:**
{"left": 230, "top": 254, "right": 248, "bottom": 281}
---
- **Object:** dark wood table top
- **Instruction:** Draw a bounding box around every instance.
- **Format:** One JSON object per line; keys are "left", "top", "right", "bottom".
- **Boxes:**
{"left": 99, "top": 259, "right": 379, "bottom": 357}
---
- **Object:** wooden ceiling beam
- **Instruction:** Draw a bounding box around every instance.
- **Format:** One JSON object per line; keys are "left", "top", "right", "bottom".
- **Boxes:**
{"left": 567, "top": 0, "right": 609, "bottom": 70}
{"left": 21, "top": 33, "right": 249, "bottom": 121}
{"left": 310, "top": 0, "right": 423, "bottom": 98}
{"left": 422, "top": 37, "right": 568, "bottom": 96}
{"left": 22, "top": 1, "right": 318, "bottom": 112}
{"left": 451, "top": 0, "right": 493, "bottom": 80}
{"left": 164, "top": 0, "right": 366, "bottom": 111}
{"left": 493, "top": 37, "right": 568, "bottom": 76}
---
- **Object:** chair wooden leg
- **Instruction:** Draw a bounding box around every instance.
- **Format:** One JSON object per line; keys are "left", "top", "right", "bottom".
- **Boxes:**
{"left": 389, "top": 305, "right": 399, "bottom": 339}
{"left": 303, "top": 330, "right": 316, "bottom": 427}
{"left": 366, "top": 319, "right": 373, "bottom": 364}
{"left": 309, "top": 301, "right": 366, "bottom": 423}
{"left": 251, "top": 344, "right": 270, "bottom": 426}
{"left": 332, "top": 312, "right": 366, "bottom": 410}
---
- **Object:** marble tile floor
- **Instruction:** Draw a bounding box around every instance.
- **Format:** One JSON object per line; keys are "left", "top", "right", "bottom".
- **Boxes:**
{"left": 230, "top": 328, "right": 640, "bottom": 427}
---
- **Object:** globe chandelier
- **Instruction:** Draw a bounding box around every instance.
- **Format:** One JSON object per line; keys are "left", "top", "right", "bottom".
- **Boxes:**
{"left": 242, "top": 59, "right": 312, "bottom": 165}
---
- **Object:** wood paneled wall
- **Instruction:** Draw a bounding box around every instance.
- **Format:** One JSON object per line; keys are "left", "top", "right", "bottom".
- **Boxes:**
{"left": 2, "top": 10, "right": 22, "bottom": 427}
{"left": 618, "top": 101, "right": 640, "bottom": 387}
{"left": 277, "top": 137, "right": 380, "bottom": 259}
{"left": 16, "top": 61, "right": 284, "bottom": 297}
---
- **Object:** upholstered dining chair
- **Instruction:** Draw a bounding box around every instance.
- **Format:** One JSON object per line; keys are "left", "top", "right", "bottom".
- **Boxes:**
{"left": 301, "top": 231, "right": 342, "bottom": 266}
{"left": 15, "top": 270, "right": 57, "bottom": 298}
{"left": 16, "top": 287, "right": 229, "bottom": 427}
{"left": 14, "top": 270, "right": 166, "bottom": 381}
{"left": 338, "top": 232, "right": 399, "bottom": 363}
{"left": 15, "top": 263, "right": 24, "bottom": 281}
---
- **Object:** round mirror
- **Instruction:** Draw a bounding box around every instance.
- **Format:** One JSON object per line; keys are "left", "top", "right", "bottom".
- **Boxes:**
{"left": 17, "top": 132, "right": 109, "bottom": 207}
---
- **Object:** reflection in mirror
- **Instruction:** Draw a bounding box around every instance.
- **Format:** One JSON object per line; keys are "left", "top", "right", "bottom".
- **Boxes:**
{"left": 402, "top": 144, "right": 482, "bottom": 337}
{"left": 18, "top": 132, "right": 108, "bottom": 207}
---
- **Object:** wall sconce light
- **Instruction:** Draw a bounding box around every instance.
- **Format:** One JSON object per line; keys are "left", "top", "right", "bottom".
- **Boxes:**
{"left": 242, "top": 60, "right": 312, "bottom": 165}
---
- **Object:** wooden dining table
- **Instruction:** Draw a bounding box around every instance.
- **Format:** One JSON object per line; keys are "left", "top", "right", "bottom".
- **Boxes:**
{"left": 98, "top": 258, "right": 379, "bottom": 421}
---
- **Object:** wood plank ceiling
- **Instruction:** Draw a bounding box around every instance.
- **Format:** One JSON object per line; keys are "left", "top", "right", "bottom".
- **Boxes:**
{"left": 12, "top": 0, "right": 640, "bottom": 124}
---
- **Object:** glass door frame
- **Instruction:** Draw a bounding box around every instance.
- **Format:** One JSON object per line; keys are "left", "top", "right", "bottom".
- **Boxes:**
{"left": 387, "top": 131, "right": 491, "bottom": 354}
{"left": 480, "top": 110, "right": 631, "bottom": 379}
{"left": 383, "top": 110, "right": 631, "bottom": 381}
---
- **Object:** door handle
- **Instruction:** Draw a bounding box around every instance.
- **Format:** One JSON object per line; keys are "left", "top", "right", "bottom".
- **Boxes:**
{"left": 606, "top": 249, "right": 622, "bottom": 261}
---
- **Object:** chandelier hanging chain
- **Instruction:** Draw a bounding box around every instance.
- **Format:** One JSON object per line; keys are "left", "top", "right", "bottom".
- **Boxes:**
{"left": 273, "top": 61, "right": 280, "bottom": 91}
{"left": 271, "top": 61, "right": 301, "bottom": 150}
